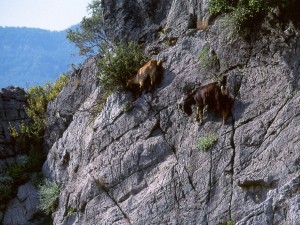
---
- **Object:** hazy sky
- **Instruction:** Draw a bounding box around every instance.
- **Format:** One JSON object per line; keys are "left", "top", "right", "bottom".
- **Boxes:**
{"left": 0, "top": 0, "right": 92, "bottom": 31}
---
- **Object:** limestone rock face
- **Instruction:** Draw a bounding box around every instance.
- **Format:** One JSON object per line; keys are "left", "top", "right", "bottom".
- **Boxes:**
{"left": 42, "top": 0, "right": 300, "bottom": 224}
{"left": 44, "top": 58, "right": 99, "bottom": 152}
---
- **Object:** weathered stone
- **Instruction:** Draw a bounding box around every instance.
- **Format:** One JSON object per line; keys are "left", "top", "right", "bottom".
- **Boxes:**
{"left": 3, "top": 182, "right": 39, "bottom": 225}
{"left": 0, "top": 86, "right": 28, "bottom": 170}
{"left": 44, "top": 57, "right": 100, "bottom": 152}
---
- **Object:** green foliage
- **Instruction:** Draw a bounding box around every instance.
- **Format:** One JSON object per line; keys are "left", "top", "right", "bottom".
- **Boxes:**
{"left": 197, "top": 133, "right": 218, "bottom": 151}
{"left": 97, "top": 42, "right": 147, "bottom": 93}
{"left": 4, "top": 156, "right": 29, "bottom": 184}
{"left": 6, "top": 75, "right": 69, "bottom": 200}
{"left": 208, "top": 0, "right": 299, "bottom": 35}
{"left": 4, "top": 150, "right": 43, "bottom": 186}
{"left": 198, "top": 46, "right": 218, "bottom": 69}
{"left": 227, "top": 220, "right": 236, "bottom": 225}
{"left": 38, "top": 181, "right": 61, "bottom": 215}
{"left": 208, "top": 0, "right": 236, "bottom": 15}
{"left": 121, "top": 101, "right": 133, "bottom": 113}
{"left": 67, "top": 207, "right": 76, "bottom": 216}
{"left": 66, "top": 0, "right": 109, "bottom": 56}
{"left": 45, "top": 74, "right": 70, "bottom": 102}
{"left": 10, "top": 74, "right": 70, "bottom": 141}
{"left": 199, "top": 47, "right": 209, "bottom": 62}
{"left": 4, "top": 164, "right": 27, "bottom": 183}
{"left": 0, "top": 176, "right": 13, "bottom": 202}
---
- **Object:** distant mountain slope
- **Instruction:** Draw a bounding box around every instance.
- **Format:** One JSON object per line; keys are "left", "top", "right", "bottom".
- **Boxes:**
{"left": 0, "top": 27, "right": 83, "bottom": 88}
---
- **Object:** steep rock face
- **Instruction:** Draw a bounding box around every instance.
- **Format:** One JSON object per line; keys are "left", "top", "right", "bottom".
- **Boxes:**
{"left": 0, "top": 87, "right": 28, "bottom": 170}
{"left": 44, "top": 58, "right": 99, "bottom": 151}
{"left": 102, "top": 0, "right": 172, "bottom": 43}
{"left": 102, "top": 0, "right": 209, "bottom": 44}
{"left": 43, "top": 0, "right": 300, "bottom": 224}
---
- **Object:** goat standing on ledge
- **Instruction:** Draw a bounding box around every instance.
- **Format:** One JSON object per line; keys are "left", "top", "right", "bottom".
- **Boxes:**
{"left": 126, "top": 59, "right": 163, "bottom": 99}
{"left": 178, "top": 76, "right": 233, "bottom": 124}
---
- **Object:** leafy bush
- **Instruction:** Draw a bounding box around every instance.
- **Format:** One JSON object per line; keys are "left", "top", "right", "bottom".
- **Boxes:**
{"left": 208, "top": 0, "right": 236, "bottom": 15}
{"left": 24, "top": 74, "right": 70, "bottom": 139}
{"left": 3, "top": 152, "right": 43, "bottom": 186}
{"left": 197, "top": 133, "right": 218, "bottom": 151}
{"left": 97, "top": 42, "right": 147, "bottom": 93}
{"left": 10, "top": 74, "right": 69, "bottom": 142}
{"left": 4, "top": 159, "right": 28, "bottom": 184}
{"left": 227, "top": 220, "right": 235, "bottom": 225}
{"left": 208, "top": 0, "right": 299, "bottom": 34}
{"left": 44, "top": 74, "right": 70, "bottom": 102}
{"left": 38, "top": 181, "right": 61, "bottom": 215}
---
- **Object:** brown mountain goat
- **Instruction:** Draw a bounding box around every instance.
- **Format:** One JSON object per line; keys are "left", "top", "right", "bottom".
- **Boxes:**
{"left": 178, "top": 76, "right": 233, "bottom": 124}
{"left": 126, "top": 59, "right": 163, "bottom": 98}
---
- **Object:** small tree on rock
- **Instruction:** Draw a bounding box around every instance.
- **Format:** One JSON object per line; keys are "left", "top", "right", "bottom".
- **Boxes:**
{"left": 66, "top": 0, "right": 110, "bottom": 57}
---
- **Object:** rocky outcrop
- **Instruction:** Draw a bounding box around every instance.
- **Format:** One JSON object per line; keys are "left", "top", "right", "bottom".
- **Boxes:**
{"left": 40, "top": 0, "right": 300, "bottom": 224}
{"left": 101, "top": 0, "right": 172, "bottom": 44}
{"left": 3, "top": 182, "right": 41, "bottom": 225}
{"left": 0, "top": 86, "right": 28, "bottom": 170}
{"left": 44, "top": 58, "right": 99, "bottom": 151}
{"left": 0, "top": 87, "right": 34, "bottom": 224}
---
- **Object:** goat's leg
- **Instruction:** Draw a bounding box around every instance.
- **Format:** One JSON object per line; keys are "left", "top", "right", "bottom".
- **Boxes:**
{"left": 196, "top": 106, "right": 203, "bottom": 124}
{"left": 222, "top": 108, "right": 230, "bottom": 125}
{"left": 195, "top": 106, "right": 200, "bottom": 122}
{"left": 149, "top": 74, "right": 154, "bottom": 92}
{"left": 199, "top": 109, "right": 203, "bottom": 124}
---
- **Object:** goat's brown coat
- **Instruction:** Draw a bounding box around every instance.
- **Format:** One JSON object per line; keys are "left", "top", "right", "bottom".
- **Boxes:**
{"left": 126, "top": 60, "right": 163, "bottom": 98}
{"left": 179, "top": 77, "right": 233, "bottom": 124}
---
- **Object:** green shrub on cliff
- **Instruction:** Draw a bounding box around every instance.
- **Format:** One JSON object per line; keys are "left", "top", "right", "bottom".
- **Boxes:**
{"left": 66, "top": 0, "right": 147, "bottom": 95}
{"left": 197, "top": 133, "right": 218, "bottom": 151}
{"left": 97, "top": 42, "right": 147, "bottom": 93}
{"left": 227, "top": 220, "right": 235, "bottom": 225}
{"left": 38, "top": 181, "right": 61, "bottom": 215}
{"left": 208, "top": 0, "right": 299, "bottom": 35}
{"left": 10, "top": 74, "right": 70, "bottom": 141}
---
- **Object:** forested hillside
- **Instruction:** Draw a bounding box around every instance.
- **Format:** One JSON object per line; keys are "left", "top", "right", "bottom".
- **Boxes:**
{"left": 0, "top": 27, "right": 83, "bottom": 88}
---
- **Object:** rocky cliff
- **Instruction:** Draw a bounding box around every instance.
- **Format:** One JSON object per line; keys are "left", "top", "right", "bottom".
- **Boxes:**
{"left": 42, "top": 0, "right": 300, "bottom": 224}
{"left": 0, "top": 87, "right": 28, "bottom": 168}
{"left": 2, "top": 0, "right": 300, "bottom": 224}
{"left": 0, "top": 87, "right": 41, "bottom": 224}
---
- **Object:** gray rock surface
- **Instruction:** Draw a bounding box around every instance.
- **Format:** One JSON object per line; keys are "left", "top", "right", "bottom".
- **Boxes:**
{"left": 44, "top": 57, "right": 99, "bottom": 152}
{"left": 3, "top": 182, "right": 39, "bottom": 225}
{"left": 39, "top": 0, "right": 300, "bottom": 224}
{"left": 0, "top": 86, "right": 27, "bottom": 170}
